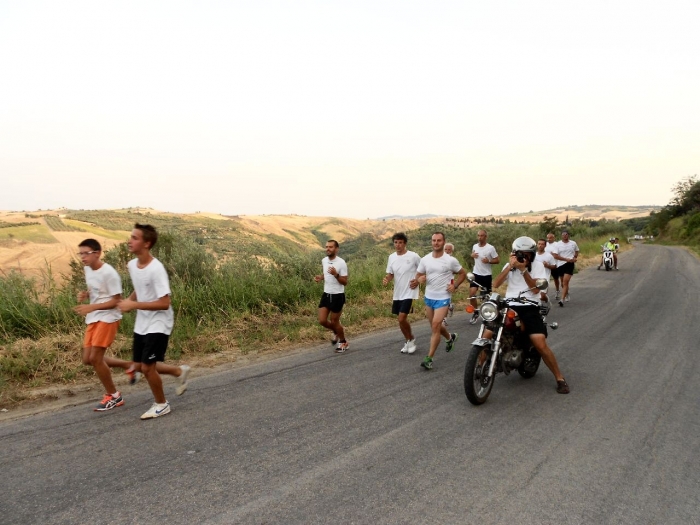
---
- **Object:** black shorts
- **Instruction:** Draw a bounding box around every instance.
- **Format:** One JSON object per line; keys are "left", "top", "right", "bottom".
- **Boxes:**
{"left": 470, "top": 273, "right": 493, "bottom": 293}
{"left": 558, "top": 262, "right": 575, "bottom": 276}
{"left": 392, "top": 299, "right": 414, "bottom": 315}
{"left": 509, "top": 305, "right": 546, "bottom": 336}
{"left": 550, "top": 265, "right": 560, "bottom": 279}
{"left": 319, "top": 292, "right": 346, "bottom": 313}
{"left": 133, "top": 333, "right": 170, "bottom": 364}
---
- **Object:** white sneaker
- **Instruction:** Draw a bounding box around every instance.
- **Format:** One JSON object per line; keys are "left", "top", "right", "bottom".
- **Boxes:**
{"left": 400, "top": 341, "right": 409, "bottom": 354}
{"left": 555, "top": 291, "right": 560, "bottom": 300}
{"left": 140, "top": 402, "right": 171, "bottom": 420}
{"left": 565, "top": 294, "right": 570, "bottom": 302}
{"left": 406, "top": 339, "right": 417, "bottom": 354}
{"left": 176, "top": 365, "right": 191, "bottom": 395}
{"left": 442, "top": 318, "right": 448, "bottom": 328}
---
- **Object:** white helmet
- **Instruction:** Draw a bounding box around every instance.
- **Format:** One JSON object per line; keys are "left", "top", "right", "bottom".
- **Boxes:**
{"left": 512, "top": 236, "right": 537, "bottom": 253}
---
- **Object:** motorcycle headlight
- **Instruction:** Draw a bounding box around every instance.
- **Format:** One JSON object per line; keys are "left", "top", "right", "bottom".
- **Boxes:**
{"left": 479, "top": 301, "right": 499, "bottom": 322}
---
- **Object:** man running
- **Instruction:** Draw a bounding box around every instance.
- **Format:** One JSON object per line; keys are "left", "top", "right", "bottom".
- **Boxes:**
{"left": 545, "top": 233, "right": 561, "bottom": 299}
{"left": 535, "top": 238, "right": 557, "bottom": 308}
{"left": 314, "top": 240, "right": 349, "bottom": 353}
{"left": 468, "top": 230, "right": 499, "bottom": 324}
{"left": 74, "top": 239, "right": 126, "bottom": 412}
{"left": 383, "top": 233, "right": 421, "bottom": 354}
{"left": 410, "top": 232, "right": 466, "bottom": 370}
{"left": 552, "top": 230, "right": 579, "bottom": 307}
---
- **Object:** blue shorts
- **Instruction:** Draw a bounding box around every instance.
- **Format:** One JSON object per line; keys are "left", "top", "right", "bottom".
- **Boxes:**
{"left": 424, "top": 297, "right": 451, "bottom": 310}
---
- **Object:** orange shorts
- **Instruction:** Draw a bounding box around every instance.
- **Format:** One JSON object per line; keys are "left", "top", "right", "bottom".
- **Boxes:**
{"left": 83, "top": 321, "right": 120, "bottom": 349}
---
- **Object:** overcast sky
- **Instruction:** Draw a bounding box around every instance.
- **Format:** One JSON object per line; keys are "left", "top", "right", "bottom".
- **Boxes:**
{"left": 1, "top": 1, "right": 698, "bottom": 219}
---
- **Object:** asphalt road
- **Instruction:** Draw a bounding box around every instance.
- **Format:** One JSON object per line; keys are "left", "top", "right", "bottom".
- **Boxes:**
{"left": 1, "top": 244, "right": 699, "bottom": 525}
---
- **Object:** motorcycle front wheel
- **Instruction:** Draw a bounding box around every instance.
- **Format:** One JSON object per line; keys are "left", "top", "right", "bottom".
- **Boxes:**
{"left": 465, "top": 345, "right": 495, "bottom": 405}
{"left": 517, "top": 346, "right": 541, "bottom": 378}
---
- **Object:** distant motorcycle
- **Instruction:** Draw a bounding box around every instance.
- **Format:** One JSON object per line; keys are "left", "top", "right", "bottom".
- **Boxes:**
{"left": 464, "top": 273, "right": 557, "bottom": 406}
{"left": 601, "top": 245, "right": 615, "bottom": 271}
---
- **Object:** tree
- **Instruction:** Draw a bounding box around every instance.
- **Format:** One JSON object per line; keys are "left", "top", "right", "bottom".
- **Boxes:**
{"left": 671, "top": 175, "right": 698, "bottom": 208}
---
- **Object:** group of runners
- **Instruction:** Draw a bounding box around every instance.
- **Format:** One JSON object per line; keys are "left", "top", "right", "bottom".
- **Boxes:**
{"left": 75, "top": 224, "right": 190, "bottom": 419}
{"left": 316, "top": 229, "right": 578, "bottom": 394}
{"left": 79, "top": 226, "right": 580, "bottom": 418}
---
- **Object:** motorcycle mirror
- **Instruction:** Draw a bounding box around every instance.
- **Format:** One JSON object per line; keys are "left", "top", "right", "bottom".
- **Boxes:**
{"left": 535, "top": 278, "right": 548, "bottom": 291}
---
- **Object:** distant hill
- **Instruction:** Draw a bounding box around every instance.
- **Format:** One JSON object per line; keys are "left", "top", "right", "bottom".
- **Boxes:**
{"left": 0, "top": 205, "right": 658, "bottom": 277}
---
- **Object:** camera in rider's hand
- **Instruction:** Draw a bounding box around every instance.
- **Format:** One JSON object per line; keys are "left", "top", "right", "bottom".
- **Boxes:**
{"left": 512, "top": 251, "right": 527, "bottom": 264}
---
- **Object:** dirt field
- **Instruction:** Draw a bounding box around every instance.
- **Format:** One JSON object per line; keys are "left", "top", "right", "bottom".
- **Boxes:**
{"left": 0, "top": 211, "right": 124, "bottom": 278}
{"left": 0, "top": 206, "right": 654, "bottom": 277}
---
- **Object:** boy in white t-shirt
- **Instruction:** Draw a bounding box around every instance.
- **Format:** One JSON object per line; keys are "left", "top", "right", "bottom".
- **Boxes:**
{"left": 118, "top": 224, "right": 191, "bottom": 420}
{"left": 383, "top": 232, "right": 421, "bottom": 354}
{"left": 74, "top": 239, "right": 126, "bottom": 411}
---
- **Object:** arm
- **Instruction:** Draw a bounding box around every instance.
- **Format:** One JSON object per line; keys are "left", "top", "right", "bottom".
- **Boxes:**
{"left": 382, "top": 273, "right": 394, "bottom": 286}
{"left": 451, "top": 268, "right": 467, "bottom": 292}
{"left": 74, "top": 294, "right": 122, "bottom": 316}
{"left": 118, "top": 294, "right": 171, "bottom": 313}
{"left": 410, "top": 272, "right": 425, "bottom": 289}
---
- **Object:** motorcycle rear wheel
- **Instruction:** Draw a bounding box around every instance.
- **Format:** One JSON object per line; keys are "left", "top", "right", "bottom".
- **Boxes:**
{"left": 517, "top": 346, "right": 541, "bottom": 378}
{"left": 465, "top": 345, "right": 495, "bottom": 405}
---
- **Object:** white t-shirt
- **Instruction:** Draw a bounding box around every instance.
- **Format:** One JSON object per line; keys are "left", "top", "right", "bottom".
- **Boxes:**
{"left": 554, "top": 240, "right": 580, "bottom": 267}
{"left": 84, "top": 263, "right": 123, "bottom": 324}
{"left": 386, "top": 251, "right": 421, "bottom": 300}
{"left": 127, "top": 257, "right": 175, "bottom": 335}
{"left": 502, "top": 260, "right": 547, "bottom": 302}
{"left": 417, "top": 253, "right": 462, "bottom": 301}
{"left": 321, "top": 256, "right": 348, "bottom": 294}
{"left": 534, "top": 251, "right": 556, "bottom": 281}
{"left": 471, "top": 243, "right": 499, "bottom": 276}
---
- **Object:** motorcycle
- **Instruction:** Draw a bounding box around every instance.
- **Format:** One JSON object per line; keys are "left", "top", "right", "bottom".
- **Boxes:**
{"left": 601, "top": 245, "right": 614, "bottom": 271}
{"left": 463, "top": 272, "right": 557, "bottom": 406}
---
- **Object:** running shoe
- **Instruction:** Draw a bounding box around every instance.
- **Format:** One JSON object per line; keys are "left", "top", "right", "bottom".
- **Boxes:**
{"left": 94, "top": 392, "right": 124, "bottom": 412}
{"left": 420, "top": 356, "right": 433, "bottom": 370}
{"left": 558, "top": 300, "right": 564, "bottom": 307}
{"left": 442, "top": 318, "right": 448, "bottom": 328}
{"left": 331, "top": 332, "right": 339, "bottom": 346}
{"left": 445, "top": 333, "right": 458, "bottom": 352}
{"left": 125, "top": 367, "right": 142, "bottom": 386}
{"left": 469, "top": 312, "right": 479, "bottom": 325}
{"left": 565, "top": 294, "right": 570, "bottom": 302}
{"left": 406, "top": 339, "right": 417, "bottom": 355}
{"left": 335, "top": 341, "right": 350, "bottom": 353}
{"left": 176, "top": 365, "right": 191, "bottom": 396}
{"left": 400, "top": 341, "right": 409, "bottom": 354}
{"left": 448, "top": 303, "right": 454, "bottom": 317}
{"left": 140, "top": 402, "right": 171, "bottom": 420}
{"left": 555, "top": 290, "right": 560, "bottom": 300}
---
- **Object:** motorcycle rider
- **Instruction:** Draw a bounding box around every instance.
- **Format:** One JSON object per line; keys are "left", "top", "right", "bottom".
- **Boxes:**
{"left": 487, "top": 237, "right": 570, "bottom": 394}
{"left": 597, "top": 237, "right": 617, "bottom": 271}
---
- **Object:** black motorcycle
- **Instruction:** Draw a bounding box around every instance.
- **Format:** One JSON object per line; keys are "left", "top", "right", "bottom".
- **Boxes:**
{"left": 464, "top": 273, "right": 556, "bottom": 405}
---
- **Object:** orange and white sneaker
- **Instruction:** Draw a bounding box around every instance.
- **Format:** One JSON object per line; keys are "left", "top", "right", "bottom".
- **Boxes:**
{"left": 335, "top": 341, "right": 350, "bottom": 353}
{"left": 94, "top": 392, "right": 124, "bottom": 412}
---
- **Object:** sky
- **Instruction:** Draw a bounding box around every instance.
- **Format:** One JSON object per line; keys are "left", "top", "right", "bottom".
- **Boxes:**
{"left": 1, "top": 1, "right": 698, "bottom": 220}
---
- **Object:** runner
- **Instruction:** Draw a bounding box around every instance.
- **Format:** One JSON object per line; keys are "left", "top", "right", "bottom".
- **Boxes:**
{"left": 545, "top": 233, "right": 561, "bottom": 299}
{"left": 552, "top": 230, "right": 579, "bottom": 307}
{"left": 314, "top": 240, "right": 349, "bottom": 353}
{"left": 468, "top": 230, "right": 499, "bottom": 324}
{"left": 410, "top": 232, "right": 466, "bottom": 370}
{"left": 383, "top": 233, "right": 421, "bottom": 354}
{"left": 118, "top": 224, "right": 191, "bottom": 420}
